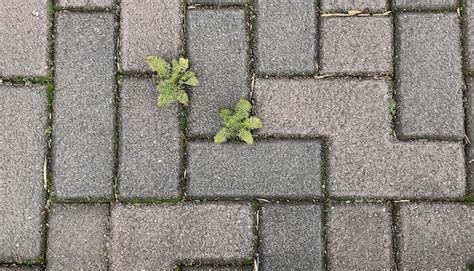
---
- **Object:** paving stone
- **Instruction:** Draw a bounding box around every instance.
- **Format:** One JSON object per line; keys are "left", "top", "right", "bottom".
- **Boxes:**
{"left": 0, "top": 85, "right": 46, "bottom": 262}
{"left": 47, "top": 204, "right": 109, "bottom": 271}
{"left": 119, "top": 78, "right": 181, "bottom": 199}
{"left": 394, "top": 0, "right": 457, "bottom": 9}
{"left": 320, "top": 16, "right": 392, "bottom": 74}
{"left": 395, "top": 13, "right": 463, "bottom": 140}
{"left": 183, "top": 267, "right": 252, "bottom": 271}
{"left": 466, "top": 0, "right": 474, "bottom": 71}
{"left": 187, "top": 141, "right": 321, "bottom": 198}
{"left": 260, "top": 204, "right": 323, "bottom": 270}
{"left": 0, "top": 267, "right": 41, "bottom": 271}
{"left": 57, "top": 0, "right": 114, "bottom": 8}
{"left": 0, "top": 0, "right": 49, "bottom": 77}
{"left": 120, "top": 0, "right": 182, "bottom": 72}
{"left": 255, "top": 0, "right": 316, "bottom": 75}
{"left": 188, "top": 0, "right": 247, "bottom": 4}
{"left": 327, "top": 204, "right": 393, "bottom": 269}
{"left": 255, "top": 79, "right": 465, "bottom": 198}
{"left": 187, "top": 9, "right": 248, "bottom": 136}
{"left": 53, "top": 13, "right": 115, "bottom": 199}
{"left": 466, "top": 78, "right": 474, "bottom": 194}
{"left": 398, "top": 203, "right": 474, "bottom": 269}
{"left": 321, "top": 0, "right": 387, "bottom": 12}
{"left": 111, "top": 203, "right": 253, "bottom": 270}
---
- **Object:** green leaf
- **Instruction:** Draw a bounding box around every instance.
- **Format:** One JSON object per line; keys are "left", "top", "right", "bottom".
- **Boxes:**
{"left": 181, "top": 71, "right": 196, "bottom": 81}
{"left": 238, "top": 129, "right": 254, "bottom": 144}
{"left": 219, "top": 108, "right": 233, "bottom": 122}
{"left": 171, "top": 59, "right": 181, "bottom": 81}
{"left": 147, "top": 56, "right": 170, "bottom": 78}
{"left": 175, "top": 90, "right": 189, "bottom": 106}
{"left": 234, "top": 98, "right": 252, "bottom": 120}
{"left": 178, "top": 57, "right": 189, "bottom": 70}
{"left": 184, "top": 76, "right": 199, "bottom": 86}
{"left": 214, "top": 128, "right": 231, "bottom": 144}
{"left": 157, "top": 94, "right": 172, "bottom": 108}
{"left": 243, "top": 117, "right": 263, "bottom": 130}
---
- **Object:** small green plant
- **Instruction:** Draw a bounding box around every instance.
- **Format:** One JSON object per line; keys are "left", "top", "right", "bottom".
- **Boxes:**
{"left": 214, "top": 98, "right": 263, "bottom": 145}
{"left": 146, "top": 55, "right": 199, "bottom": 107}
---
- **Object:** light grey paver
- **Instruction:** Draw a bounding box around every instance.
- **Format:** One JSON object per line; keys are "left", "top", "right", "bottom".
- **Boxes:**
{"left": 395, "top": 13, "right": 464, "bottom": 140}
{"left": 394, "top": 0, "right": 457, "bottom": 9}
{"left": 187, "top": 141, "right": 321, "bottom": 198}
{"left": 187, "top": 9, "right": 248, "bottom": 136}
{"left": 111, "top": 203, "right": 253, "bottom": 270}
{"left": 260, "top": 204, "right": 323, "bottom": 270}
{"left": 255, "top": 0, "right": 316, "bottom": 75}
{"left": 0, "top": 85, "right": 46, "bottom": 262}
{"left": 57, "top": 0, "right": 114, "bottom": 8}
{"left": 467, "top": 78, "right": 474, "bottom": 194}
{"left": 183, "top": 267, "right": 252, "bottom": 271}
{"left": 321, "top": 0, "right": 387, "bottom": 12}
{"left": 320, "top": 16, "right": 392, "bottom": 74}
{"left": 398, "top": 203, "right": 474, "bottom": 269}
{"left": 47, "top": 204, "right": 109, "bottom": 271}
{"left": 0, "top": 0, "right": 49, "bottom": 77}
{"left": 255, "top": 79, "right": 465, "bottom": 198}
{"left": 466, "top": 0, "right": 474, "bottom": 71}
{"left": 188, "top": 0, "right": 247, "bottom": 4}
{"left": 54, "top": 13, "right": 115, "bottom": 199}
{"left": 119, "top": 78, "right": 181, "bottom": 199}
{"left": 0, "top": 267, "right": 41, "bottom": 271}
{"left": 120, "top": 0, "right": 182, "bottom": 72}
{"left": 327, "top": 204, "right": 393, "bottom": 269}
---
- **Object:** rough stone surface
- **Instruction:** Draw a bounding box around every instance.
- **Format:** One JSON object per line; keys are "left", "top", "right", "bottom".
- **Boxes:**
{"left": 0, "top": 0, "right": 49, "bottom": 77}
{"left": 255, "top": 0, "right": 317, "bottom": 75}
{"left": 467, "top": 0, "right": 474, "bottom": 71}
{"left": 0, "top": 267, "right": 41, "bottom": 271}
{"left": 327, "top": 204, "right": 393, "bottom": 269}
{"left": 57, "top": 0, "right": 114, "bottom": 8}
{"left": 466, "top": 78, "right": 474, "bottom": 194}
{"left": 320, "top": 16, "right": 392, "bottom": 74}
{"left": 398, "top": 203, "right": 474, "bottom": 269}
{"left": 260, "top": 204, "right": 323, "bottom": 270}
{"left": 187, "top": 141, "right": 321, "bottom": 198}
{"left": 394, "top": 0, "right": 457, "bottom": 9}
{"left": 255, "top": 79, "right": 465, "bottom": 198}
{"left": 111, "top": 203, "right": 253, "bottom": 270}
{"left": 183, "top": 267, "right": 252, "bottom": 271}
{"left": 321, "top": 0, "right": 387, "bottom": 11}
{"left": 54, "top": 13, "right": 115, "bottom": 199}
{"left": 187, "top": 9, "right": 248, "bottom": 136}
{"left": 396, "top": 13, "right": 463, "bottom": 140}
{"left": 0, "top": 85, "right": 46, "bottom": 262}
{"left": 188, "top": 0, "right": 247, "bottom": 4}
{"left": 47, "top": 204, "right": 109, "bottom": 271}
{"left": 120, "top": 0, "right": 182, "bottom": 72}
{"left": 119, "top": 78, "right": 181, "bottom": 199}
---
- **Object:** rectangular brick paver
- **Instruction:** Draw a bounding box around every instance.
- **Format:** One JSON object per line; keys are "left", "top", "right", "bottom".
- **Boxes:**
{"left": 187, "top": 9, "right": 249, "bottom": 136}
{"left": 327, "top": 204, "right": 393, "bottom": 269}
{"left": 53, "top": 13, "right": 115, "bottom": 199}
{"left": 466, "top": 0, "right": 474, "bottom": 71}
{"left": 183, "top": 267, "right": 252, "bottom": 271}
{"left": 0, "top": 267, "right": 41, "bottom": 271}
{"left": 111, "top": 203, "right": 253, "bottom": 270}
{"left": 0, "top": 0, "right": 49, "bottom": 77}
{"left": 394, "top": 0, "right": 457, "bottom": 9}
{"left": 47, "top": 204, "right": 109, "bottom": 270}
{"left": 119, "top": 78, "right": 181, "bottom": 199}
{"left": 395, "top": 13, "right": 464, "bottom": 140}
{"left": 188, "top": 0, "right": 247, "bottom": 4}
{"left": 0, "top": 85, "right": 46, "bottom": 262}
{"left": 467, "top": 78, "right": 474, "bottom": 194}
{"left": 321, "top": 0, "right": 387, "bottom": 12}
{"left": 187, "top": 141, "right": 321, "bottom": 199}
{"left": 255, "top": 0, "right": 317, "bottom": 75}
{"left": 57, "top": 0, "right": 114, "bottom": 8}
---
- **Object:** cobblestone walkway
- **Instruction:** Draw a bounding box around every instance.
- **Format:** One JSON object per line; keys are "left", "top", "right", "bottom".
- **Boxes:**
{"left": 0, "top": 0, "right": 473, "bottom": 270}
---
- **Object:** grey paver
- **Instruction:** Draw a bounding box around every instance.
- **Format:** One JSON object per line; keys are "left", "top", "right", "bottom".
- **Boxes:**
{"left": 260, "top": 204, "right": 323, "bottom": 270}
{"left": 0, "top": 85, "right": 46, "bottom": 262}
{"left": 53, "top": 13, "right": 115, "bottom": 199}
{"left": 111, "top": 203, "right": 253, "bottom": 270}
{"left": 327, "top": 204, "right": 393, "bottom": 269}
{"left": 0, "top": 267, "right": 41, "bottom": 271}
{"left": 467, "top": 78, "right": 474, "bottom": 194}
{"left": 394, "top": 0, "right": 457, "bottom": 9}
{"left": 398, "top": 203, "right": 474, "bottom": 269}
{"left": 321, "top": 0, "right": 387, "bottom": 12}
{"left": 395, "top": 13, "right": 463, "bottom": 140}
{"left": 119, "top": 78, "right": 181, "bottom": 199}
{"left": 188, "top": 0, "right": 247, "bottom": 4}
{"left": 57, "top": 0, "right": 114, "bottom": 8}
{"left": 255, "top": 79, "right": 465, "bottom": 198}
{"left": 120, "top": 0, "right": 182, "bottom": 72}
{"left": 255, "top": 0, "right": 317, "bottom": 75}
{"left": 320, "top": 16, "right": 392, "bottom": 74}
{"left": 466, "top": 0, "right": 474, "bottom": 71}
{"left": 187, "top": 9, "right": 248, "bottom": 136}
{"left": 0, "top": 0, "right": 49, "bottom": 77}
{"left": 183, "top": 267, "right": 252, "bottom": 271}
{"left": 187, "top": 141, "right": 321, "bottom": 198}
{"left": 47, "top": 204, "right": 109, "bottom": 271}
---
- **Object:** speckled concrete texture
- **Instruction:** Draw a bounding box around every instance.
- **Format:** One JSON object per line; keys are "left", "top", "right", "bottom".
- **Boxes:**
{"left": 394, "top": 0, "right": 457, "bottom": 9}
{"left": 321, "top": 0, "right": 387, "bottom": 11}
{"left": 57, "top": 0, "right": 114, "bottom": 8}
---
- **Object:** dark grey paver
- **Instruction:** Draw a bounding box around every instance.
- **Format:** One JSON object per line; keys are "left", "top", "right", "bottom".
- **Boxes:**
{"left": 320, "top": 16, "right": 392, "bottom": 74}
{"left": 47, "top": 204, "right": 109, "bottom": 271}
{"left": 467, "top": 78, "right": 474, "bottom": 194}
{"left": 394, "top": 0, "right": 457, "bottom": 9}
{"left": 255, "top": 0, "right": 316, "bottom": 75}
{"left": 188, "top": 0, "right": 247, "bottom": 4}
{"left": 327, "top": 204, "right": 393, "bottom": 269}
{"left": 0, "top": 0, "right": 49, "bottom": 77}
{"left": 183, "top": 267, "right": 252, "bottom": 271}
{"left": 187, "top": 141, "right": 321, "bottom": 198}
{"left": 0, "top": 85, "right": 46, "bottom": 262}
{"left": 119, "top": 78, "right": 181, "bottom": 199}
{"left": 321, "top": 0, "right": 387, "bottom": 12}
{"left": 260, "top": 204, "right": 323, "bottom": 270}
{"left": 120, "top": 0, "right": 182, "bottom": 72}
{"left": 466, "top": 0, "right": 474, "bottom": 71}
{"left": 111, "top": 203, "right": 253, "bottom": 270}
{"left": 398, "top": 203, "right": 474, "bottom": 269}
{"left": 395, "top": 13, "right": 463, "bottom": 140}
{"left": 57, "top": 0, "right": 114, "bottom": 8}
{"left": 53, "top": 13, "right": 115, "bottom": 199}
{"left": 187, "top": 9, "right": 248, "bottom": 136}
{"left": 255, "top": 79, "right": 465, "bottom": 198}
